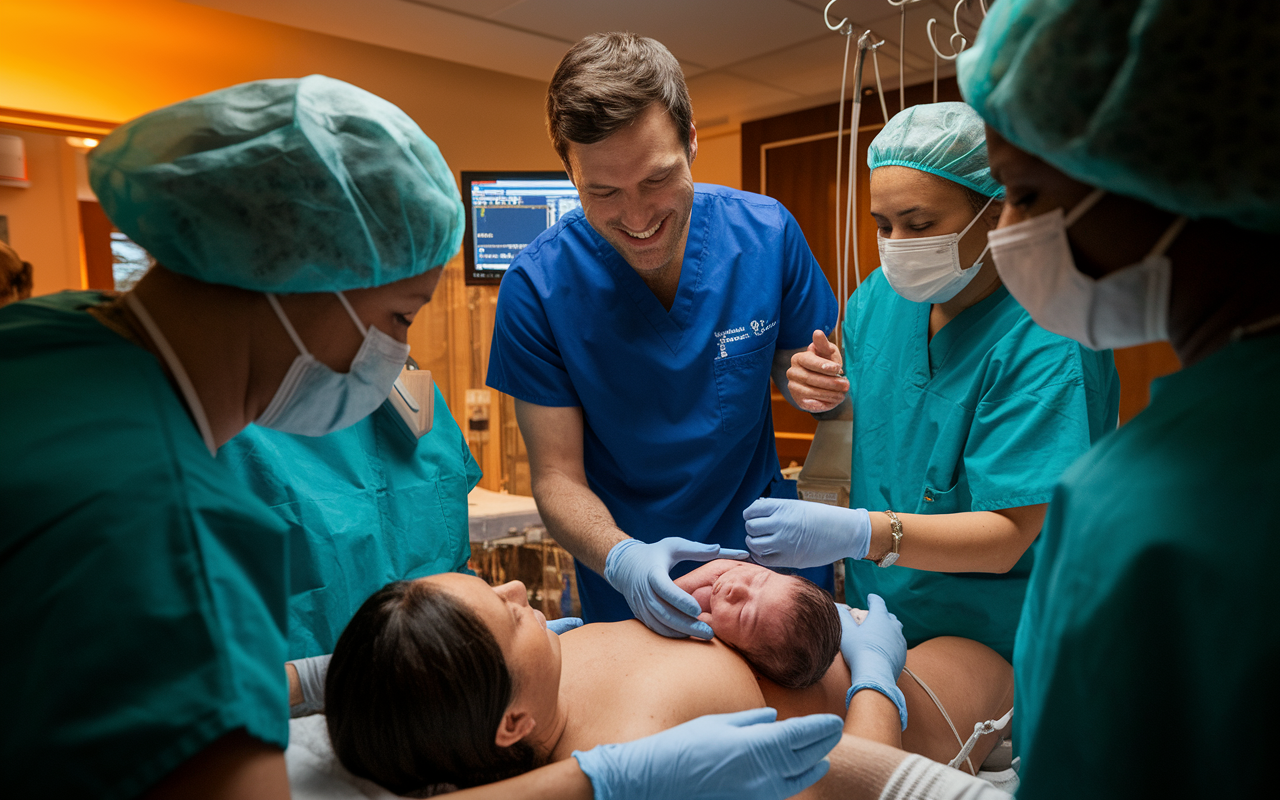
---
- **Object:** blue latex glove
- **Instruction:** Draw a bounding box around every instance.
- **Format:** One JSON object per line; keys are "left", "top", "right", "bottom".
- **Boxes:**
{"left": 287, "top": 653, "right": 332, "bottom": 718}
{"left": 743, "top": 498, "right": 871, "bottom": 569}
{"left": 573, "top": 708, "right": 843, "bottom": 800}
{"left": 604, "top": 537, "right": 748, "bottom": 639}
{"left": 838, "top": 595, "right": 908, "bottom": 730}
{"left": 547, "top": 616, "right": 583, "bottom": 635}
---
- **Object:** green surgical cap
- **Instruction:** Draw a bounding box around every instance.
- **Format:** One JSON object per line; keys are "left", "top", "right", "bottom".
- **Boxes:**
{"left": 89, "top": 75, "right": 464, "bottom": 293}
{"left": 867, "top": 102, "right": 1003, "bottom": 198}
{"left": 957, "top": 0, "right": 1280, "bottom": 233}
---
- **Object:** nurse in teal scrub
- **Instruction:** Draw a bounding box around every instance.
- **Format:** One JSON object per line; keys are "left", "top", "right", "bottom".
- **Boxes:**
{"left": 219, "top": 369, "right": 481, "bottom": 662}
{"left": 744, "top": 103, "right": 1120, "bottom": 663}
{"left": 0, "top": 75, "right": 464, "bottom": 797}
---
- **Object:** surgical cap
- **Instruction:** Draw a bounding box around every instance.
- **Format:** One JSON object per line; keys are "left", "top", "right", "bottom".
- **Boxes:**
{"left": 89, "top": 75, "right": 464, "bottom": 293}
{"left": 867, "top": 102, "right": 1003, "bottom": 198}
{"left": 957, "top": 0, "right": 1280, "bottom": 233}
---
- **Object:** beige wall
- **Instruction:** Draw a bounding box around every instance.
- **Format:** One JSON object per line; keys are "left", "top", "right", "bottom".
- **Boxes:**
{"left": 1, "top": 0, "right": 559, "bottom": 173}
{"left": 0, "top": 129, "right": 82, "bottom": 296}
{"left": 0, "top": 0, "right": 561, "bottom": 292}
{"left": 692, "top": 129, "right": 742, "bottom": 190}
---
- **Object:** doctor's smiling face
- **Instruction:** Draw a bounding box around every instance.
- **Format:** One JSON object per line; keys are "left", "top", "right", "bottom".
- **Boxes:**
{"left": 566, "top": 103, "right": 697, "bottom": 279}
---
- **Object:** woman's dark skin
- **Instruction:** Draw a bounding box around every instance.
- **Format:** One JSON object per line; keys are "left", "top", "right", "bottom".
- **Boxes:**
{"left": 985, "top": 126, "right": 1280, "bottom": 368}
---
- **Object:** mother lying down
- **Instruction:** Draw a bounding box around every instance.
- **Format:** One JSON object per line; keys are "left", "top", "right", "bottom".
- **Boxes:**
{"left": 325, "top": 560, "right": 1014, "bottom": 796}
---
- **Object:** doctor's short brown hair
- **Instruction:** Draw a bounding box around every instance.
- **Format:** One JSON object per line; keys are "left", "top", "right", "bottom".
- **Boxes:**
{"left": 546, "top": 32, "right": 694, "bottom": 167}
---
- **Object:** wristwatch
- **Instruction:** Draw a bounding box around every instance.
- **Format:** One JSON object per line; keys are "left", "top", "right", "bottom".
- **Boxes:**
{"left": 877, "top": 510, "right": 903, "bottom": 568}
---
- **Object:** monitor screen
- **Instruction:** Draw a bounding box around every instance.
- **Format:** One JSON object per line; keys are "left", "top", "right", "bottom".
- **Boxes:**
{"left": 462, "top": 171, "right": 581, "bottom": 285}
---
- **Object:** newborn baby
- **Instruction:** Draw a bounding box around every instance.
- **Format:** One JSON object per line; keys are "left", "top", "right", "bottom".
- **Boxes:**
{"left": 674, "top": 560, "right": 841, "bottom": 689}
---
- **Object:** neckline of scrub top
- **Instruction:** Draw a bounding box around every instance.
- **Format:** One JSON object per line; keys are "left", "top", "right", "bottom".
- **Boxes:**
{"left": 591, "top": 200, "right": 709, "bottom": 355}
{"left": 927, "top": 284, "right": 1012, "bottom": 377}
{"left": 124, "top": 292, "right": 219, "bottom": 457}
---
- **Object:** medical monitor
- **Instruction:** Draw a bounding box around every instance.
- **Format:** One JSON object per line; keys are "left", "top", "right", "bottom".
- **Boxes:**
{"left": 462, "top": 170, "right": 580, "bottom": 285}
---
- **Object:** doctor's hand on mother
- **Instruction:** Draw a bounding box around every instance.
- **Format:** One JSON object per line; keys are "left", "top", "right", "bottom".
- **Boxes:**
{"left": 744, "top": 498, "right": 872, "bottom": 570}
{"left": 787, "top": 330, "right": 850, "bottom": 413}
{"left": 604, "top": 537, "right": 750, "bottom": 640}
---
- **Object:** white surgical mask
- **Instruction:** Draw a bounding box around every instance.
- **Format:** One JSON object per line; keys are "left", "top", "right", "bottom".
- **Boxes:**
{"left": 256, "top": 292, "right": 411, "bottom": 436}
{"left": 987, "top": 189, "right": 1187, "bottom": 351}
{"left": 878, "top": 194, "right": 997, "bottom": 304}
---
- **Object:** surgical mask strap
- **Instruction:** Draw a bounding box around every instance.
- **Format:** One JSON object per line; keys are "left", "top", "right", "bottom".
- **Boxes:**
{"left": 959, "top": 194, "right": 998, "bottom": 271}
{"left": 1064, "top": 188, "right": 1107, "bottom": 227}
{"left": 1146, "top": 215, "right": 1188, "bottom": 260}
{"left": 333, "top": 291, "right": 369, "bottom": 336}
{"left": 266, "top": 293, "right": 312, "bottom": 357}
{"left": 125, "top": 292, "right": 218, "bottom": 457}
{"left": 266, "top": 292, "right": 370, "bottom": 359}
{"left": 958, "top": 194, "right": 997, "bottom": 240}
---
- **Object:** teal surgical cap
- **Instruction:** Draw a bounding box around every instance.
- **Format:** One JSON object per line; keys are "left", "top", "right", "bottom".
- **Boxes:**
{"left": 957, "top": 0, "right": 1280, "bottom": 233}
{"left": 89, "top": 75, "right": 464, "bottom": 293}
{"left": 867, "top": 102, "right": 1003, "bottom": 198}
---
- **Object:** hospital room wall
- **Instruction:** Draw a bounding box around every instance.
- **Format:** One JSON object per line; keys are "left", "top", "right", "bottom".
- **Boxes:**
{"left": 0, "top": 130, "right": 84, "bottom": 298}
{"left": 0, "top": 0, "right": 569, "bottom": 491}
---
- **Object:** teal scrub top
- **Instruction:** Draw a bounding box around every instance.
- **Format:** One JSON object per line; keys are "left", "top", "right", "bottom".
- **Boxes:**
{"left": 218, "top": 385, "right": 482, "bottom": 659}
{"left": 0, "top": 292, "right": 290, "bottom": 798}
{"left": 841, "top": 271, "right": 1119, "bottom": 661}
{"left": 1013, "top": 333, "right": 1280, "bottom": 799}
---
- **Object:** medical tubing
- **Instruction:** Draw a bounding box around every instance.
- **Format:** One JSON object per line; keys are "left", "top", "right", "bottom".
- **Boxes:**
{"left": 902, "top": 665, "right": 975, "bottom": 774}
{"left": 871, "top": 48, "right": 889, "bottom": 126}
{"left": 899, "top": 3, "right": 906, "bottom": 114}
{"left": 948, "top": 708, "right": 1013, "bottom": 773}
{"left": 834, "top": 27, "right": 853, "bottom": 343}
{"left": 843, "top": 33, "right": 874, "bottom": 307}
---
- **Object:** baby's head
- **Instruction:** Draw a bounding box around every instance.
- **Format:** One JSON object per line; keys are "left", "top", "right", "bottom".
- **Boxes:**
{"left": 695, "top": 561, "right": 841, "bottom": 689}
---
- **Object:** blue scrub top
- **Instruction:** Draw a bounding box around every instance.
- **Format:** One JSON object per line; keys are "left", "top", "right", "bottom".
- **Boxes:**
{"left": 487, "top": 185, "right": 837, "bottom": 622}
{"left": 842, "top": 271, "right": 1119, "bottom": 662}
{"left": 1013, "top": 334, "right": 1280, "bottom": 799}
{"left": 0, "top": 292, "right": 289, "bottom": 798}
{"left": 218, "top": 384, "right": 482, "bottom": 659}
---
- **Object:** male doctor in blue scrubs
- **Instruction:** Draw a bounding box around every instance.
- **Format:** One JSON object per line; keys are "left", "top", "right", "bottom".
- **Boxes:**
{"left": 487, "top": 32, "right": 838, "bottom": 637}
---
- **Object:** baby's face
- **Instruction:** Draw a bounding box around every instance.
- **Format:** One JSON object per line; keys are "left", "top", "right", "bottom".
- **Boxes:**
{"left": 683, "top": 560, "right": 798, "bottom": 653}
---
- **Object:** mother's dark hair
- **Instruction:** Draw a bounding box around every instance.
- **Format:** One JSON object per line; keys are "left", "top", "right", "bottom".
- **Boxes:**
{"left": 325, "top": 579, "right": 543, "bottom": 794}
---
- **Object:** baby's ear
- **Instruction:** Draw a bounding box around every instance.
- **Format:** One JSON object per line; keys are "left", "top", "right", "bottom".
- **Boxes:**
{"left": 494, "top": 708, "right": 536, "bottom": 748}
{"left": 697, "top": 611, "right": 713, "bottom": 625}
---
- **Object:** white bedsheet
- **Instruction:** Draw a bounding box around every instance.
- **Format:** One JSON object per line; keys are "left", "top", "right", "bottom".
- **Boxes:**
{"left": 286, "top": 715, "right": 405, "bottom": 800}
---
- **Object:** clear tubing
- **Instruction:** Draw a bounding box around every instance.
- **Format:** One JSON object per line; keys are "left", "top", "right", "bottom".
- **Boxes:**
{"left": 833, "top": 26, "right": 853, "bottom": 342}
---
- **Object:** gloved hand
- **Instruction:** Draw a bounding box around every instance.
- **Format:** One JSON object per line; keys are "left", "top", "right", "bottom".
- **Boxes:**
{"left": 548, "top": 616, "right": 583, "bottom": 635}
{"left": 288, "top": 653, "right": 332, "bottom": 718}
{"left": 838, "top": 595, "right": 908, "bottom": 730}
{"left": 573, "top": 708, "right": 843, "bottom": 800}
{"left": 604, "top": 538, "right": 748, "bottom": 639}
{"left": 744, "top": 498, "right": 871, "bottom": 569}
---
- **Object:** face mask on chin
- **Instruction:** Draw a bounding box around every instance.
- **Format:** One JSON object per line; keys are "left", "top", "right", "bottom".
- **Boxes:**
{"left": 878, "top": 194, "right": 997, "bottom": 304}
{"left": 986, "top": 188, "right": 1187, "bottom": 351}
